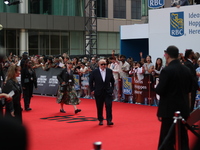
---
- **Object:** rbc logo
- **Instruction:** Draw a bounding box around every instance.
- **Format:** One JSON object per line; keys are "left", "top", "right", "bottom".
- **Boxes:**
{"left": 170, "top": 12, "right": 184, "bottom": 37}
{"left": 148, "top": 0, "right": 165, "bottom": 8}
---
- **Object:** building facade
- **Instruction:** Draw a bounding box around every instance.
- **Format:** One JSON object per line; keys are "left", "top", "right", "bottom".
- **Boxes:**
{"left": 0, "top": 0, "right": 149, "bottom": 56}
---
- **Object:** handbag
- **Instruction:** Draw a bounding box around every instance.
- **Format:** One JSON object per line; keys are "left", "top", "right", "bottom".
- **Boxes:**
{"left": 60, "top": 84, "right": 67, "bottom": 92}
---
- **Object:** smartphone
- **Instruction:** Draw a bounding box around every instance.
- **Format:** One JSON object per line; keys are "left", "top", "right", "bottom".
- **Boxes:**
{"left": 8, "top": 90, "right": 15, "bottom": 97}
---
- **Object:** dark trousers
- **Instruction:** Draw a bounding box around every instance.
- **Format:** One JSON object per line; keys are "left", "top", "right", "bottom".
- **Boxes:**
{"left": 23, "top": 83, "right": 33, "bottom": 109}
{"left": 158, "top": 118, "right": 189, "bottom": 150}
{"left": 95, "top": 92, "right": 113, "bottom": 122}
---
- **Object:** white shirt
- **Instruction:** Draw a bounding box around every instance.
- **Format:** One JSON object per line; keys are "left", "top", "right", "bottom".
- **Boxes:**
{"left": 110, "top": 62, "right": 120, "bottom": 80}
{"left": 100, "top": 68, "right": 106, "bottom": 82}
{"left": 119, "top": 61, "right": 130, "bottom": 78}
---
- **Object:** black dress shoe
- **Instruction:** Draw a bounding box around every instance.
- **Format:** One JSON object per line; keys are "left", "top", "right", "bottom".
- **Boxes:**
{"left": 99, "top": 121, "right": 103, "bottom": 125}
{"left": 60, "top": 109, "right": 66, "bottom": 113}
{"left": 107, "top": 121, "right": 114, "bottom": 125}
{"left": 75, "top": 109, "right": 81, "bottom": 114}
{"left": 25, "top": 108, "right": 32, "bottom": 111}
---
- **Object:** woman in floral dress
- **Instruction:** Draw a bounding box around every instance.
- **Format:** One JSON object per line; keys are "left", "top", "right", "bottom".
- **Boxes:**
{"left": 57, "top": 60, "right": 81, "bottom": 114}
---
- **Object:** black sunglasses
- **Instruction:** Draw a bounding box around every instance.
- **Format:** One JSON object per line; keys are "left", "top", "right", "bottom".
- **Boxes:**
{"left": 100, "top": 64, "right": 107, "bottom": 66}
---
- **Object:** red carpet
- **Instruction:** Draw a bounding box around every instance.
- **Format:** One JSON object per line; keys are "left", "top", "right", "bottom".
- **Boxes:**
{"left": 22, "top": 96, "right": 160, "bottom": 150}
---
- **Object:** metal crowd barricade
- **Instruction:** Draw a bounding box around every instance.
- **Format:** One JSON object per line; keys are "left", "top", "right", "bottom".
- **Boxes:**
{"left": 33, "top": 68, "right": 158, "bottom": 103}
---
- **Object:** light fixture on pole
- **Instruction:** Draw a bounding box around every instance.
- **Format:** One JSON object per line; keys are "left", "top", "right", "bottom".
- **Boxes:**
{"left": 0, "top": 24, "right": 3, "bottom": 31}
{"left": 4, "top": 0, "right": 21, "bottom": 6}
{"left": 4, "top": 0, "right": 10, "bottom": 5}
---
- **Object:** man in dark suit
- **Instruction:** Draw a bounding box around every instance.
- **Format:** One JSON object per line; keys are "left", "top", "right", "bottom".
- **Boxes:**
{"left": 89, "top": 59, "right": 115, "bottom": 125}
{"left": 184, "top": 49, "right": 199, "bottom": 112}
{"left": 156, "top": 45, "right": 193, "bottom": 150}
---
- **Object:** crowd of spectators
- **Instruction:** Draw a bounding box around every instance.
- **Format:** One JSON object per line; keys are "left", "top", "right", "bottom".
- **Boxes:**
{"left": 0, "top": 50, "right": 200, "bottom": 108}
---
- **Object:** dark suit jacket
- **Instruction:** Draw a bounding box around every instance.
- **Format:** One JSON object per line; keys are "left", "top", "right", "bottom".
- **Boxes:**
{"left": 21, "top": 68, "right": 37, "bottom": 88}
{"left": 57, "top": 68, "right": 75, "bottom": 85}
{"left": 3, "top": 79, "right": 22, "bottom": 112}
{"left": 184, "top": 59, "right": 199, "bottom": 91}
{"left": 156, "top": 59, "right": 193, "bottom": 118}
{"left": 89, "top": 67, "right": 114, "bottom": 96}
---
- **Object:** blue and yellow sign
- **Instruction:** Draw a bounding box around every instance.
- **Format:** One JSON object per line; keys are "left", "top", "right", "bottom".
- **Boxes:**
{"left": 122, "top": 77, "right": 132, "bottom": 95}
{"left": 73, "top": 74, "right": 80, "bottom": 90}
{"left": 170, "top": 12, "right": 184, "bottom": 37}
{"left": 148, "top": 0, "right": 164, "bottom": 8}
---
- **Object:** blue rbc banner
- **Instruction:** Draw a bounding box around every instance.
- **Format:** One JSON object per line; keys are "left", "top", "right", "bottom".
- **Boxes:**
{"left": 122, "top": 77, "right": 132, "bottom": 95}
{"left": 148, "top": 0, "right": 164, "bottom": 8}
{"left": 73, "top": 74, "right": 80, "bottom": 90}
{"left": 170, "top": 12, "right": 184, "bottom": 37}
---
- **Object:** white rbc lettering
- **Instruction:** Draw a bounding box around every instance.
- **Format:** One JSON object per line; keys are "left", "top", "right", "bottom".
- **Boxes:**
{"left": 149, "top": 0, "right": 162, "bottom": 6}
{"left": 171, "top": 29, "right": 183, "bottom": 35}
{"left": 123, "top": 89, "right": 131, "bottom": 94}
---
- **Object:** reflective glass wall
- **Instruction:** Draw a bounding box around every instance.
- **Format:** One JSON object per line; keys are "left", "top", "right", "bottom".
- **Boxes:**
{"left": 98, "top": 32, "right": 120, "bottom": 54}
{"left": 29, "top": 30, "right": 84, "bottom": 56}
{"left": 142, "top": 0, "right": 149, "bottom": 16}
{"left": 29, "top": 0, "right": 84, "bottom": 16}
{"left": 0, "top": 29, "right": 19, "bottom": 56}
{"left": 0, "top": 29, "right": 84, "bottom": 56}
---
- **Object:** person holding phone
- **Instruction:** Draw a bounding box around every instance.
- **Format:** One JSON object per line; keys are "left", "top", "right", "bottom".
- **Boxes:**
{"left": 3, "top": 65, "right": 22, "bottom": 124}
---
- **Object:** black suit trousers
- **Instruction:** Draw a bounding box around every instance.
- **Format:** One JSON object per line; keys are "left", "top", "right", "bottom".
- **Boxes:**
{"left": 95, "top": 91, "right": 112, "bottom": 122}
{"left": 23, "top": 82, "right": 34, "bottom": 109}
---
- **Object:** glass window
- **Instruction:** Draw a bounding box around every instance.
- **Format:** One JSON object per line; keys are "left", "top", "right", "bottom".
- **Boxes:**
{"left": 6, "top": 30, "right": 19, "bottom": 55}
{"left": 61, "top": 32, "right": 69, "bottom": 55}
{"left": 29, "top": 0, "right": 51, "bottom": 15}
{"left": 50, "top": 32, "right": 60, "bottom": 55}
{"left": 70, "top": 32, "right": 84, "bottom": 55}
{"left": 29, "top": 31, "right": 39, "bottom": 55}
{"left": 114, "top": 0, "right": 126, "bottom": 19}
{"left": 131, "top": 0, "right": 141, "bottom": 19}
{"left": 39, "top": 31, "right": 50, "bottom": 55}
{"left": 96, "top": 0, "right": 108, "bottom": 18}
{"left": 141, "top": 0, "right": 148, "bottom": 16}
{"left": 29, "top": 0, "right": 84, "bottom": 16}
{"left": 98, "top": 32, "right": 120, "bottom": 54}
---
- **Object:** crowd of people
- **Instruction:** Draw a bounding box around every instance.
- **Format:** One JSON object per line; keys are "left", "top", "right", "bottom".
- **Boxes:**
{"left": 0, "top": 46, "right": 200, "bottom": 149}
{"left": 0, "top": 49, "right": 200, "bottom": 107}
{"left": 0, "top": 50, "right": 199, "bottom": 109}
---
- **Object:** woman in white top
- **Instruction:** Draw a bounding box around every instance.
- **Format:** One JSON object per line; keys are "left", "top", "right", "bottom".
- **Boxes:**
{"left": 143, "top": 55, "right": 154, "bottom": 75}
{"left": 143, "top": 55, "right": 154, "bottom": 105}
{"left": 154, "top": 58, "right": 164, "bottom": 78}
{"left": 79, "top": 62, "right": 90, "bottom": 98}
